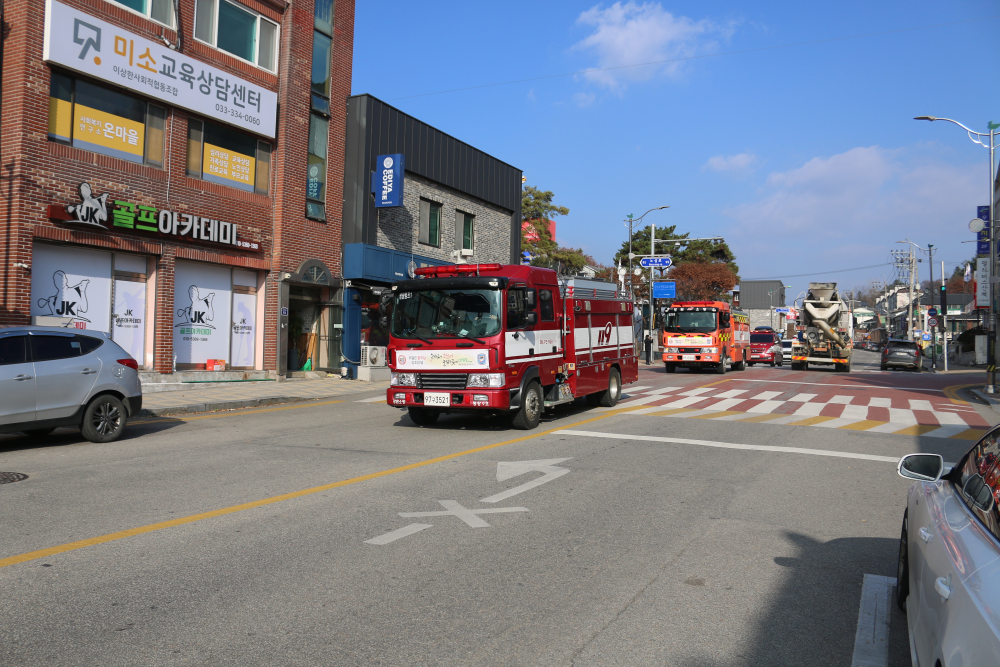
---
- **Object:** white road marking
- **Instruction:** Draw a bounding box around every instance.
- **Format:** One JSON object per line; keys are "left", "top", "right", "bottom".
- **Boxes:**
{"left": 623, "top": 385, "right": 653, "bottom": 393}
{"left": 481, "top": 459, "right": 571, "bottom": 503}
{"left": 841, "top": 405, "right": 870, "bottom": 420}
{"left": 787, "top": 393, "right": 817, "bottom": 402}
{"left": 868, "top": 397, "right": 892, "bottom": 408}
{"left": 642, "top": 386, "right": 682, "bottom": 395}
{"left": 661, "top": 395, "right": 716, "bottom": 409}
{"left": 748, "top": 400, "right": 785, "bottom": 413}
{"left": 725, "top": 379, "right": 944, "bottom": 391}
{"left": 792, "top": 402, "right": 826, "bottom": 417}
{"left": 703, "top": 398, "right": 746, "bottom": 411}
{"left": 356, "top": 396, "right": 388, "bottom": 403}
{"left": 399, "top": 500, "right": 529, "bottom": 528}
{"left": 678, "top": 387, "right": 716, "bottom": 396}
{"left": 908, "top": 399, "right": 935, "bottom": 412}
{"left": 714, "top": 389, "right": 749, "bottom": 398}
{"left": 748, "top": 391, "right": 782, "bottom": 400}
{"left": 828, "top": 395, "right": 855, "bottom": 404}
{"left": 851, "top": 574, "right": 895, "bottom": 667}
{"left": 555, "top": 430, "right": 899, "bottom": 462}
{"left": 598, "top": 395, "right": 669, "bottom": 411}
{"left": 365, "top": 523, "right": 432, "bottom": 545}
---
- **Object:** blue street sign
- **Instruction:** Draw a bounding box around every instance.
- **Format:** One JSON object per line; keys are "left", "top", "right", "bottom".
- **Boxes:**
{"left": 928, "top": 308, "right": 937, "bottom": 316}
{"left": 652, "top": 282, "right": 676, "bottom": 299}
{"left": 371, "top": 154, "right": 405, "bottom": 207}
{"left": 978, "top": 240, "right": 990, "bottom": 255}
{"left": 775, "top": 307, "right": 790, "bottom": 313}
{"left": 922, "top": 333, "right": 932, "bottom": 341}
{"left": 979, "top": 206, "right": 991, "bottom": 222}
{"left": 639, "top": 256, "right": 672, "bottom": 268}
{"left": 979, "top": 228, "right": 990, "bottom": 241}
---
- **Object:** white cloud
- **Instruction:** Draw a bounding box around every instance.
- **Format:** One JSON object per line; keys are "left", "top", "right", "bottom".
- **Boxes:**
{"left": 573, "top": 91, "right": 597, "bottom": 107}
{"left": 722, "top": 146, "right": 982, "bottom": 285}
{"left": 573, "top": 2, "right": 730, "bottom": 91}
{"left": 704, "top": 152, "right": 758, "bottom": 173}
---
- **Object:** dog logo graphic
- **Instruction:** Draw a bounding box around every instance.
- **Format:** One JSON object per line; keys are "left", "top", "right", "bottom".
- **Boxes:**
{"left": 36, "top": 270, "right": 91, "bottom": 323}
{"left": 65, "top": 182, "right": 110, "bottom": 228}
{"left": 175, "top": 285, "right": 216, "bottom": 329}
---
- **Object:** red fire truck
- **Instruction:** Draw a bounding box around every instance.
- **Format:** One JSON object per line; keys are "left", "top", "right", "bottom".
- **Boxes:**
{"left": 383, "top": 263, "right": 639, "bottom": 430}
{"left": 660, "top": 300, "right": 750, "bottom": 373}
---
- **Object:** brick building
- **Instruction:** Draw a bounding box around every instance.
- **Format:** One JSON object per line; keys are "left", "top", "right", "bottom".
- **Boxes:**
{"left": 0, "top": 0, "right": 354, "bottom": 377}
{"left": 339, "top": 94, "right": 522, "bottom": 377}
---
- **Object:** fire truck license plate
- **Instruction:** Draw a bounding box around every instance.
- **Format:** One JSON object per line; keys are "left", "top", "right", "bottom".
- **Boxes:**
{"left": 681, "top": 355, "right": 697, "bottom": 361}
{"left": 424, "top": 392, "right": 451, "bottom": 406}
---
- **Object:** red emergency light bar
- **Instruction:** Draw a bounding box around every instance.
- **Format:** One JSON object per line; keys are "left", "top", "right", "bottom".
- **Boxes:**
{"left": 414, "top": 263, "right": 503, "bottom": 277}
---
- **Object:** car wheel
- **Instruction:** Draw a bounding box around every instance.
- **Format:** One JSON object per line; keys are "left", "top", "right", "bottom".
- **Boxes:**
{"left": 777, "top": 356, "right": 783, "bottom": 367}
{"left": 598, "top": 368, "right": 622, "bottom": 407}
{"left": 407, "top": 407, "right": 439, "bottom": 426}
{"left": 896, "top": 510, "right": 910, "bottom": 612}
{"left": 715, "top": 355, "right": 727, "bottom": 375}
{"left": 880, "top": 365, "right": 888, "bottom": 371}
{"left": 512, "top": 381, "right": 542, "bottom": 430}
{"left": 23, "top": 428, "right": 55, "bottom": 438}
{"left": 664, "top": 363, "right": 676, "bottom": 373}
{"left": 770, "top": 360, "right": 775, "bottom": 367}
{"left": 80, "top": 395, "right": 127, "bottom": 443}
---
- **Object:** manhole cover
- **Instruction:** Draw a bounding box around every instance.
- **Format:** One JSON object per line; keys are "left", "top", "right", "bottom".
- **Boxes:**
{"left": 0, "top": 472, "right": 28, "bottom": 484}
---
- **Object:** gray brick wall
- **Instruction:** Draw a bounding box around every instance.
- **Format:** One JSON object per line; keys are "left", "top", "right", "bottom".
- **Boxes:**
{"left": 746, "top": 309, "right": 792, "bottom": 332}
{"left": 374, "top": 173, "right": 512, "bottom": 264}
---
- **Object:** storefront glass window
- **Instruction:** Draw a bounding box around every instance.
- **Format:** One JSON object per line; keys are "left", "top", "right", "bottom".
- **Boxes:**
{"left": 186, "top": 117, "right": 271, "bottom": 194}
{"left": 49, "top": 74, "right": 165, "bottom": 167}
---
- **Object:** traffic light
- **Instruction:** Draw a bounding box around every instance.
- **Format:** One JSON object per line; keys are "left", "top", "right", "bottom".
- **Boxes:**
{"left": 940, "top": 283, "right": 947, "bottom": 314}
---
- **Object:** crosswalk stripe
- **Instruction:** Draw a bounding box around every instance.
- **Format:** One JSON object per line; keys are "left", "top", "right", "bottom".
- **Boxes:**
{"left": 788, "top": 393, "right": 818, "bottom": 402}
{"left": 748, "top": 400, "right": 785, "bottom": 413}
{"left": 909, "top": 399, "right": 935, "bottom": 412}
{"left": 793, "top": 403, "right": 825, "bottom": 417}
{"left": 715, "top": 389, "right": 750, "bottom": 398}
{"left": 828, "top": 395, "right": 854, "bottom": 404}
{"left": 868, "top": 397, "right": 892, "bottom": 408}
{"left": 815, "top": 417, "right": 867, "bottom": 429}
{"left": 624, "top": 385, "right": 653, "bottom": 392}
{"left": 749, "top": 391, "right": 782, "bottom": 400}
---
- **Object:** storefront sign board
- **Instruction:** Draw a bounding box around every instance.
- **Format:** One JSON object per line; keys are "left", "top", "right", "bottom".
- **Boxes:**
{"left": 371, "top": 154, "right": 404, "bottom": 207}
{"left": 72, "top": 103, "right": 145, "bottom": 164}
{"left": 43, "top": 0, "right": 277, "bottom": 138}
{"left": 395, "top": 349, "right": 489, "bottom": 370}
{"left": 31, "top": 244, "right": 113, "bottom": 333}
{"left": 173, "top": 261, "right": 232, "bottom": 366}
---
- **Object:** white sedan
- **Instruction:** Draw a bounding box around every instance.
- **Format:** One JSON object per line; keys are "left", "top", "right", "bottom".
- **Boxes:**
{"left": 896, "top": 431, "right": 1000, "bottom": 666}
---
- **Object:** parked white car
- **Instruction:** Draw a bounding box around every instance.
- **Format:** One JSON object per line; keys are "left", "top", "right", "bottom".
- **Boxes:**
{"left": 0, "top": 327, "right": 142, "bottom": 442}
{"left": 896, "top": 434, "right": 1000, "bottom": 666}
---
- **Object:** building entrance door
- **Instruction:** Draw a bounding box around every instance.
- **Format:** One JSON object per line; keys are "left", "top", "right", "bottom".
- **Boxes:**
{"left": 287, "top": 285, "right": 322, "bottom": 372}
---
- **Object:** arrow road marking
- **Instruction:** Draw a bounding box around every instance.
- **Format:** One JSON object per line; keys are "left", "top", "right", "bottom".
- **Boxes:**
{"left": 481, "top": 458, "right": 572, "bottom": 504}
{"left": 398, "top": 499, "right": 528, "bottom": 527}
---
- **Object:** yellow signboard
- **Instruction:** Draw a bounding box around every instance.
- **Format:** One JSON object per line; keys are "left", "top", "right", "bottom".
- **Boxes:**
{"left": 72, "top": 103, "right": 145, "bottom": 163}
{"left": 203, "top": 143, "right": 255, "bottom": 192}
{"left": 48, "top": 97, "right": 73, "bottom": 143}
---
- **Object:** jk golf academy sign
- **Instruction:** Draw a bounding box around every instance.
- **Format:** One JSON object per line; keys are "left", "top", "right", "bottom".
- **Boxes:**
{"left": 49, "top": 180, "right": 261, "bottom": 252}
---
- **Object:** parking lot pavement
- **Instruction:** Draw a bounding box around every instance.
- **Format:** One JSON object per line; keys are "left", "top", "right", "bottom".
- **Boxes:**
{"left": 0, "top": 361, "right": 989, "bottom": 665}
{"left": 138, "top": 377, "right": 390, "bottom": 415}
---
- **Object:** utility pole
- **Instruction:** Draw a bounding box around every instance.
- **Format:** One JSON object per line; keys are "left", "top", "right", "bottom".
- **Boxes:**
{"left": 928, "top": 244, "right": 936, "bottom": 371}
{"left": 908, "top": 245, "right": 916, "bottom": 341}
{"left": 942, "top": 259, "right": 948, "bottom": 371}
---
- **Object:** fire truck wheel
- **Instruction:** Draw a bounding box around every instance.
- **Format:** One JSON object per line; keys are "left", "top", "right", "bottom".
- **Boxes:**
{"left": 511, "top": 382, "right": 542, "bottom": 430}
{"left": 715, "top": 355, "right": 727, "bottom": 375}
{"left": 733, "top": 353, "right": 746, "bottom": 371}
{"left": 664, "top": 363, "right": 677, "bottom": 373}
{"left": 597, "top": 368, "right": 622, "bottom": 408}
{"left": 407, "top": 407, "right": 440, "bottom": 426}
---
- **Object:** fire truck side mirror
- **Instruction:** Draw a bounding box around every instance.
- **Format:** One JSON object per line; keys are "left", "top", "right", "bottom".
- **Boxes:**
{"left": 380, "top": 316, "right": 389, "bottom": 329}
{"left": 526, "top": 289, "right": 537, "bottom": 308}
{"left": 525, "top": 311, "right": 537, "bottom": 326}
{"left": 379, "top": 292, "right": 392, "bottom": 316}
{"left": 720, "top": 313, "right": 731, "bottom": 328}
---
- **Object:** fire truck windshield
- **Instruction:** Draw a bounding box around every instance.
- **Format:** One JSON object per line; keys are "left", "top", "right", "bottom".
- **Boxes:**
{"left": 391, "top": 289, "right": 503, "bottom": 340}
{"left": 663, "top": 310, "right": 718, "bottom": 333}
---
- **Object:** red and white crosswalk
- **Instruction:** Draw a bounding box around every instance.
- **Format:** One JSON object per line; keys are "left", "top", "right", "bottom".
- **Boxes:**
{"left": 612, "top": 382, "right": 990, "bottom": 439}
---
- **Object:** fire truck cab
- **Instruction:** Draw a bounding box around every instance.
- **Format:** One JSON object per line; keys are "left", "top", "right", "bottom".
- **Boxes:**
{"left": 661, "top": 300, "right": 749, "bottom": 374}
{"left": 384, "top": 263, "right": 639, "bottom": 429}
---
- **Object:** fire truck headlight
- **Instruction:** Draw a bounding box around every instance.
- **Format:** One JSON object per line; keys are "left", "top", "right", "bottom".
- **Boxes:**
{"left": 666, "top": 347, "right": 680, "bottom": 353}
{"left": 468, "top": 373, "right": 505, "bottom": 388}
{"left": 701, "top": 347, "right": 717, "bottom": 354}
{"left": 391, "top": 372, "right": 417, "bottom": 386}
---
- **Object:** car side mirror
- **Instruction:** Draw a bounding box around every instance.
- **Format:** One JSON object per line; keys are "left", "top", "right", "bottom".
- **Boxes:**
{"left": 524, "top": 311, "right": 537, "bottom": 326}
{"left": 897, "top": 453, "right": 945, "bottom": 482}
{"left": 963, "top": 474, "right": 996, "bottom": 512}
{"left": 526, "top": 289, "right": 537, "bottom": 308}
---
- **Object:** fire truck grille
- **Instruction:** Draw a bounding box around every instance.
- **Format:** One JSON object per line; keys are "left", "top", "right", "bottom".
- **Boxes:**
{"left": 416, "top": 373, "right": 468, "bottom": 390}
{"left": 680, "top": 347, "right": 701, "bottom": 353}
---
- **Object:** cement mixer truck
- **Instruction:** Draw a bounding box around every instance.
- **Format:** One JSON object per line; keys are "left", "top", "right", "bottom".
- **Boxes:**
{"left": 790, "top": 283, "right": 853, "bottom": 372}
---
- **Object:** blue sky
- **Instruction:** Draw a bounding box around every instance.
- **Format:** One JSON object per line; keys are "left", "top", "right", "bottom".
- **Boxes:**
{"left": 352, "top": 1, "right": 1000, "bottom": 303}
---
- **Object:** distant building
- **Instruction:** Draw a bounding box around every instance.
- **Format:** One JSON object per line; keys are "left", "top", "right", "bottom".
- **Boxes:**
{"left": 736, "top": 280, "right": 789, "bottom": 331}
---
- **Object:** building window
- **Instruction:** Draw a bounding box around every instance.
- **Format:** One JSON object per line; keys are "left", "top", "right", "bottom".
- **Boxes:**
{"left": 419, "top": 200, "right": 442, "bottom": 247}
{"left": 455, "top": 211, "right": 474, "bottom": 251}
{"left": 107, "top": 0, "right": 174, "bottom": 27}
{"left": 194, "top": 0, "right": 278, "bottom": 72}
{"left": 186, "top": 117, "right": 270, "bottom": 195}
{"left": 312, "top": 32, "right": 332, "bottom": 98}
{"left": 306, "top": 114, "right": 328, "bottom": 220}
{"left": 48, "top": 72, "right": 166, "bottom": 167}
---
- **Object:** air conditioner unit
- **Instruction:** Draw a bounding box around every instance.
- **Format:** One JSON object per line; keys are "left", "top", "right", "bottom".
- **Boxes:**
{"left": 361, "top": 345, "right": 387, "bottom": 367}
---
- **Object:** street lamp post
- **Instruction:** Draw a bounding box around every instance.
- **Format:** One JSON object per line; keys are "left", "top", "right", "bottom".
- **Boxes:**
{"left": 624, "top": 206, "right": 669, "bottom": 295}
{"left": 915, "top": 116, "right": 998, "bottom": 389}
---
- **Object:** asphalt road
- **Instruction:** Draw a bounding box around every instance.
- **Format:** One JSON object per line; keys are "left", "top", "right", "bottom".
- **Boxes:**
{"left": 1, "top": 350, "right": 994, "bottom": 666}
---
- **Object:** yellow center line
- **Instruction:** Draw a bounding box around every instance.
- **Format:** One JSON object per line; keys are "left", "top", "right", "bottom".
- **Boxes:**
{"left": 942, "top": 383, "right": 978, "bottom": 405}
{"left": 0, "top": 404, "right": 647, "bottom": 569}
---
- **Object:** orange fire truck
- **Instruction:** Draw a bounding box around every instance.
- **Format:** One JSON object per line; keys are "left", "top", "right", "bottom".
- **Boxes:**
{"left": 383, "top": 263, "right": 639, "bottom": 429}
{"left": 660, "top": 300, "right": 750, "bottom": 373}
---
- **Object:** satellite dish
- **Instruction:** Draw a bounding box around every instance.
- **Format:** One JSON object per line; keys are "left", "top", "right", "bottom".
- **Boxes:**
{"left": 407, "top": 260, "right": 417, "bottom": 278}
{"left": 970, "top": 218, "right": 986, "bottom": 234}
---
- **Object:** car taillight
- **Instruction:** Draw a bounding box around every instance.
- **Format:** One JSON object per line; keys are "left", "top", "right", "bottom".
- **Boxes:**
{"left": 117, "top": 358, "right": 139, "bottom": 370}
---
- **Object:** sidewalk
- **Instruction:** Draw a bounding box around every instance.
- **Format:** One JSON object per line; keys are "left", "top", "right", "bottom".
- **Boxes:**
{"left": 139, "top": 378, "right": 390, "bottom": 417}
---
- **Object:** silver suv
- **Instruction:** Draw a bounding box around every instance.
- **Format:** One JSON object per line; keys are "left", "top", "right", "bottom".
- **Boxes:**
{"left": 0, "top": 327, "right": 142, "bottom": 442}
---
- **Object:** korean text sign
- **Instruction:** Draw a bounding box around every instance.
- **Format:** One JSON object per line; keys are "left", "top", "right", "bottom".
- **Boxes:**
{"left": 371, "top": 154, "right": 405, "bottom": 208}
{"left": 43, "top": 0, "right": 277, "bottom": 138}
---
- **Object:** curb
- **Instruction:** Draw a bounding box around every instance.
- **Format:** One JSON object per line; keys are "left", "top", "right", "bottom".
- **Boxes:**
{"left": 139, "top": 395, "right": 343, "bottom": 417}
{"left": 971, "top": 389, "right": 1000, "bottom": 414}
